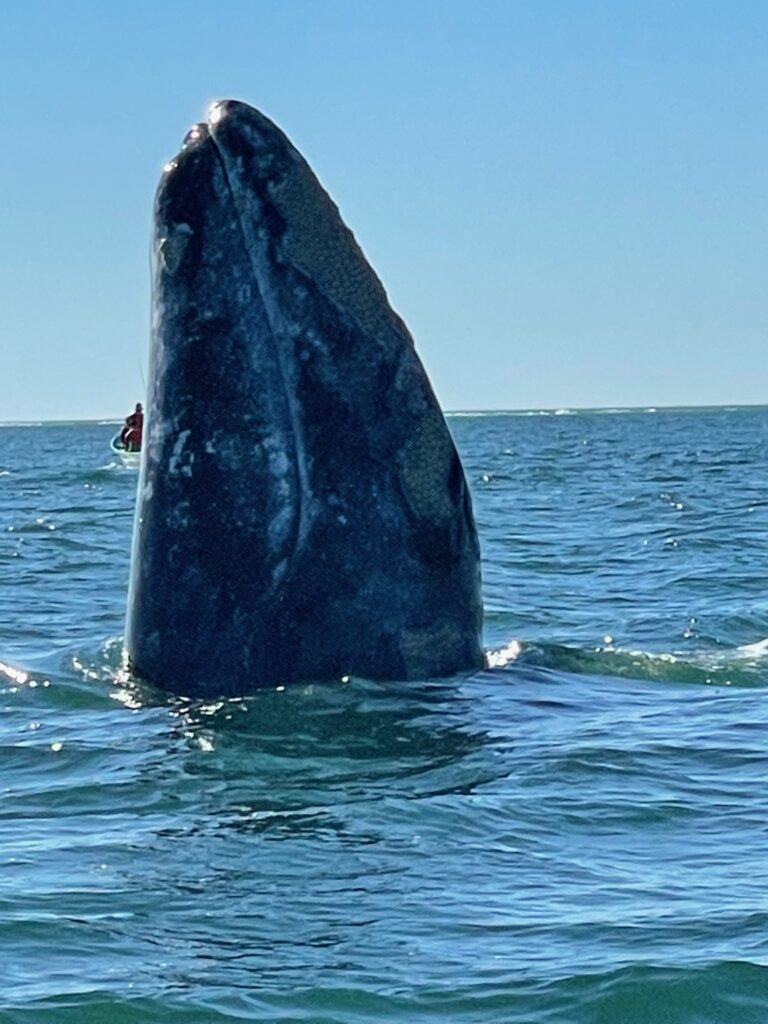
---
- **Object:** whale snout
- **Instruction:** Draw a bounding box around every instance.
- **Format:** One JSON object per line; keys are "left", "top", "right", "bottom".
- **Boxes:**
{"left": 162, "top": 100, "right": 282, "bottom": 183}
{"left": 208, "top": 98, "right": 257, "bottom": 127}
{"left": 208, "top": 99, "right": 233, "bottom": 126}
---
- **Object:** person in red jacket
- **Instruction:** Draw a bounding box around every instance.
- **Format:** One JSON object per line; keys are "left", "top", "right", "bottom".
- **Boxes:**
{"left": 120, "top": 403, "right": 144, "bottom": 452}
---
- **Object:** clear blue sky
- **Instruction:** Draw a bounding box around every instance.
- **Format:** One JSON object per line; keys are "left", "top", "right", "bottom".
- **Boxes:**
{"left": 2, "top": 0, "right": 766, "bottom": 419}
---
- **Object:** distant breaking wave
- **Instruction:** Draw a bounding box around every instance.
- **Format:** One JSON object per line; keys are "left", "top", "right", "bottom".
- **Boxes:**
{"left": 445, "top": 405, "right": 768, "bottom": 417}
{"left": 488, "top": 638, "right": 768, "bottom": 688}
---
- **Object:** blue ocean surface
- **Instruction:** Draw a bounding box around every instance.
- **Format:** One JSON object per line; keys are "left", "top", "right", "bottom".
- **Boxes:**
{"left": 2, "top": 407, "right": 768, "bottom": 1022}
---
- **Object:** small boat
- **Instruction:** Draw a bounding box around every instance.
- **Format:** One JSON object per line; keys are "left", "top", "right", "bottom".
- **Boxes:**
{"left": 110, "top": 434, "right": 141, "bottom": 466}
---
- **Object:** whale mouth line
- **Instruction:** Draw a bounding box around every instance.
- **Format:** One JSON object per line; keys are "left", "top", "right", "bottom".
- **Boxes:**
{"left": 202, "top": 107, "right": 312, "bottom": 587}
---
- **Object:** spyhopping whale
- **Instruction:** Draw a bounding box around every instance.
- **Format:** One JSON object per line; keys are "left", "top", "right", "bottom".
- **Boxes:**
{"left": 125, "top": 100, "right": 483, "bottom": 696}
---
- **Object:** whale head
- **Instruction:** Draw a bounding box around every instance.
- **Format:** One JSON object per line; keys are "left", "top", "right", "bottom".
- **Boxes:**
{"left": 127, "top": 100, "right": 483, "bottom": 695}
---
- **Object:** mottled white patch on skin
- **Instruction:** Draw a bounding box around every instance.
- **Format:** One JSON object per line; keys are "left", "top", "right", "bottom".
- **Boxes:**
{"left": 304, "top": 328, "right": 328, "bottom": 356}
{"left": 272, "top": 558, "right": 288, "bottom": 583}
{"left": 167, "top": 500, "right": 191, "bottom": 532}
{"left": 142, "top": 479, "right": 154, "bottom": 502}
{"left": 147, "top": 415, "right": 177, "bottom": 469}
{"left": 267, "top": 447, "right": 290, "bottom": 481}
{"left": 149, "top": 418, "right": 174, "bottom": 447}
{"left": 268, "top": 506, "right": 294, "bottom": 550}
{"left": 169, "top": 430, "right": 193, "bottom": 477}
{"left": 158, "top": 223, "right": 193, "bottom": 275}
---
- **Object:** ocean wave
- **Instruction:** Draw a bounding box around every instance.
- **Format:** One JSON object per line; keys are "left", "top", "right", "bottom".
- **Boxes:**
{"left": 486, "top": 638, "right": 768, "bottom": 687}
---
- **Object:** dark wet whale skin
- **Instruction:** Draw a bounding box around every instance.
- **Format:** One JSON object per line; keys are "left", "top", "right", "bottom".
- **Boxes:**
{"left": 126, "top": 100, "right": 483, "bottom": 696}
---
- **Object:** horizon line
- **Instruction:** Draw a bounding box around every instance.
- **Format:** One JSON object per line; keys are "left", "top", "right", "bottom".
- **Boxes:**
{"left": 2, "top": 401, "right": 768, "bottom": 426}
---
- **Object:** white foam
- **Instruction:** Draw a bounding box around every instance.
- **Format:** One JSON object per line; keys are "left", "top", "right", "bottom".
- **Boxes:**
{"left": 732, "top": 638, "right": 768, "bottom": 659}
{"left": 486, "top": 640, "right": 523, "bottom": 668}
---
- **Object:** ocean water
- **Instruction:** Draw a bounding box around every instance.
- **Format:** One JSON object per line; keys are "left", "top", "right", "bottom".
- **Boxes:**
{"left": 2, "top": 407, "right": 768, "bottom": 1023}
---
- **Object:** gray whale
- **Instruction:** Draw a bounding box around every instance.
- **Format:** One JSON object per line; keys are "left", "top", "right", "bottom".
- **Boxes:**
{"left": 125, "top": 100, "right": 483, "bottom": 695}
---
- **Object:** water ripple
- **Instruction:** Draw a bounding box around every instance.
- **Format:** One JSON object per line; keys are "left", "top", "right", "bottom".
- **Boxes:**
{"left": 3, "top": 412, "right": 768, "bottom": 1020}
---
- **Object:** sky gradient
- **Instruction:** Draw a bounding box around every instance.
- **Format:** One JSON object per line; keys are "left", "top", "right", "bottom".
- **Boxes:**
{"left": 2, "top": 0, "right": 766, "bottom": 420}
